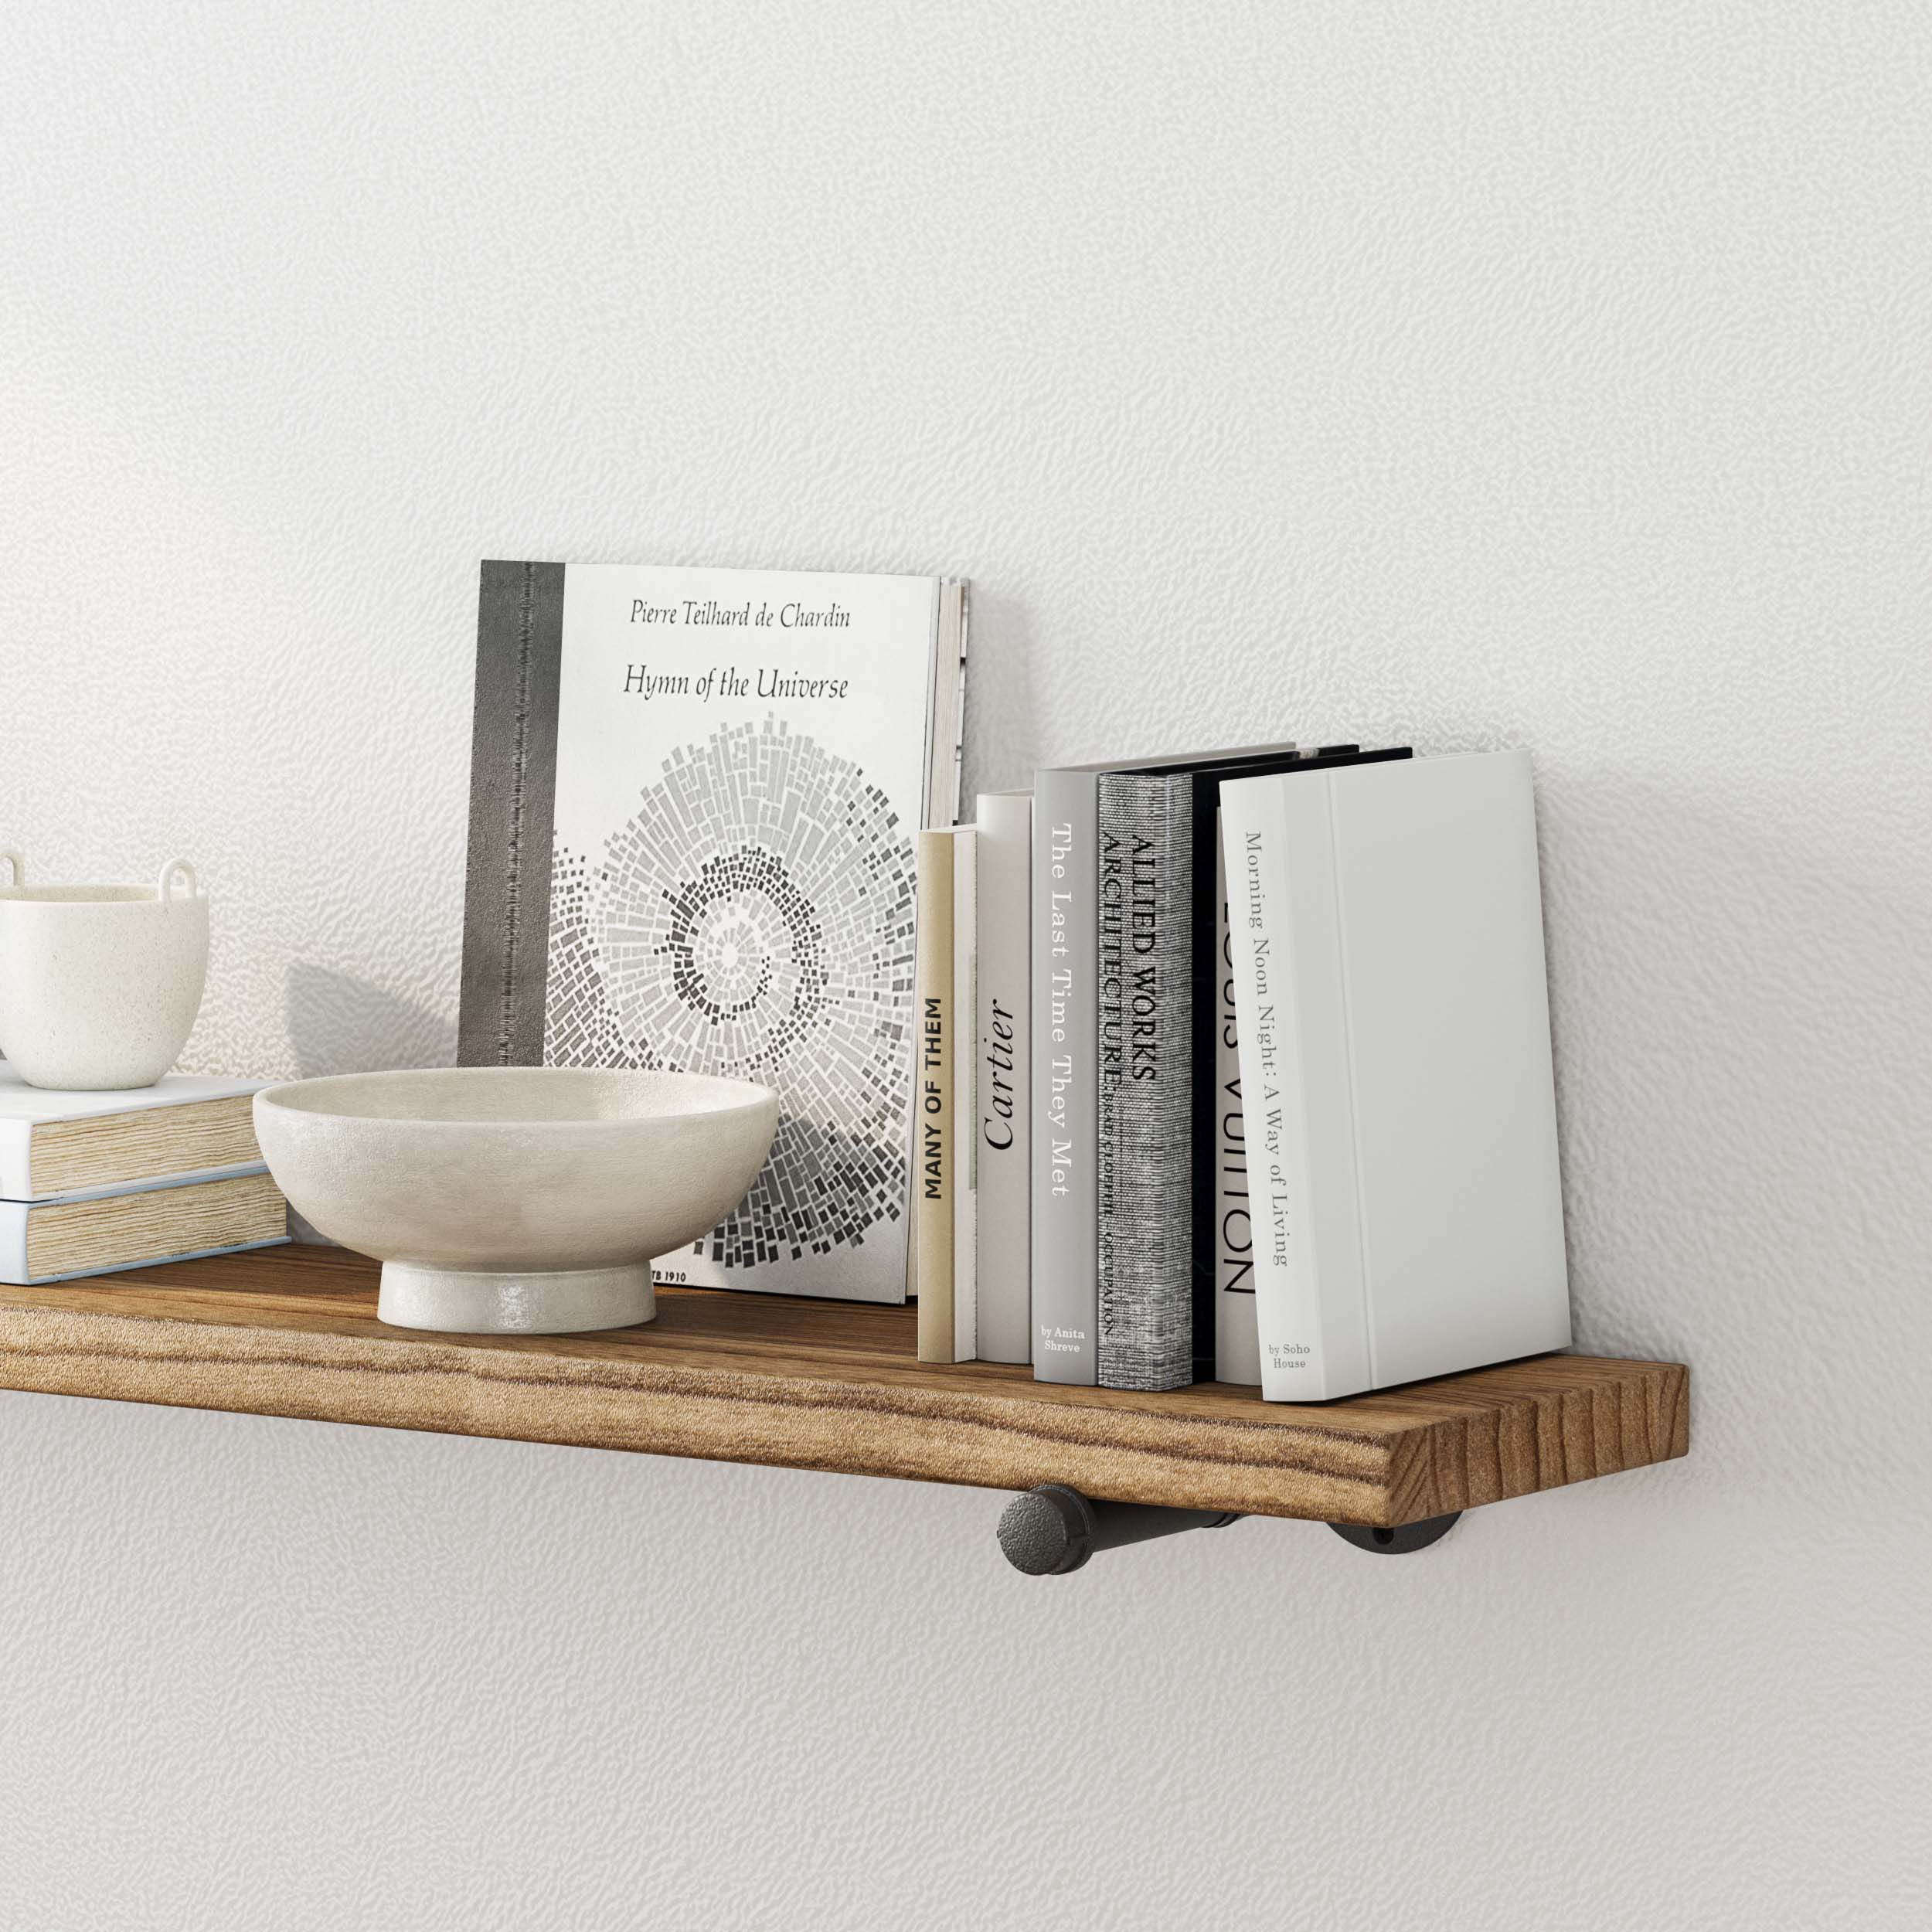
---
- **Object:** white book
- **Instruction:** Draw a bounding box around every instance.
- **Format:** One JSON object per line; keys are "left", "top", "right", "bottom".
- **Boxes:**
{"left": 972, "top": 792, "right": 1031, "bottom": 1363}
{"left": 1220, "top": 751, "right": 1570, "bottom": 1401}
{"left": 0, "top": 1064, "right": 269, "bottom": 1203}
{"left": 2, "top": 1172, "right": 289, "bottom": 1284}
{"left": 951, "top": 825, "right": 978, "bottom": 1361}
{"left": 462, "top": 563, "right": 968, "bottom": 1305}
{"left": 913, "top": 831, "right": 956, "bottom": 1362}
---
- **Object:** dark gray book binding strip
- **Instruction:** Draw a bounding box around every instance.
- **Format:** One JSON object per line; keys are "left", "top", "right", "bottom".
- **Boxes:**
{"left": 458, "top": 560, "right": 566, "bottom": 1068}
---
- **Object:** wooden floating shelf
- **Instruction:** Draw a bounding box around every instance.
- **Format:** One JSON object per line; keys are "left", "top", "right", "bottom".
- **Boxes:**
{"left": 0, "top": 1245, "right": 1688, "bottom": 1526}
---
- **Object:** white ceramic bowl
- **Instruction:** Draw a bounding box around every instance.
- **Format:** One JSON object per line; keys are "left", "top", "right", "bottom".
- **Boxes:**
{"left": 253, "top": 1066, "right": 779, "bottom": 1334}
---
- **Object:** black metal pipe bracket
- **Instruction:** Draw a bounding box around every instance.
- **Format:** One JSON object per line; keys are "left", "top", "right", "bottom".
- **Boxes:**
{"left": 1328, "top": 1513, "right": 1461, "bottom": 1556}
{"left": 995, "top": 1484, "right": 1460, "bottom": 1573}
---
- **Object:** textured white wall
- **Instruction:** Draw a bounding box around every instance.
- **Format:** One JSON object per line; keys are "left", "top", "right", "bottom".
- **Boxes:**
{"left": 3, "top": 1, "right": 1928, "bottom": 1925}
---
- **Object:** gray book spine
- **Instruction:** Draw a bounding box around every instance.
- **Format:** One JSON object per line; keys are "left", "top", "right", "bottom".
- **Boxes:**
{"left": 1030, "top": 767, "right": 1097, "bottom": 1383}
{"left": 1097, "top": 771, "right": 1194, "bottom": 1391}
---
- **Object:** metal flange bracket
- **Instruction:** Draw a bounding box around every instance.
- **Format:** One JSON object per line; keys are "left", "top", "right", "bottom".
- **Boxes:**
{"left": 996, "top": 1484, "right": 1461, "bottom": 1573}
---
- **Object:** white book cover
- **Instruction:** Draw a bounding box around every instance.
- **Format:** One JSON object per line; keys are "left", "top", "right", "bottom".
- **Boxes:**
{"left": 972, "top": 792, "right": 1031, "bottom": 1363}
{"left": 1221, "top": 752, "right": 1570, "bottom": 1401}
{"left": 473, "top": 563, "right": 963, "bottom": 1304}
{"left": 951, "top": 825, "right": 977, "bottom": 1361}
{"left": 0, "top": 1064, "right": 268, "bottom": 1203}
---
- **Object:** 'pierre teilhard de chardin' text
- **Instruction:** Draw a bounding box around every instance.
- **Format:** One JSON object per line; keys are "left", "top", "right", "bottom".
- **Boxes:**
{"left": 629, "top": 597, "right": 851, "bottom": 628}
{"left": 622, "top": 597, "right": 855, "bottom": 700}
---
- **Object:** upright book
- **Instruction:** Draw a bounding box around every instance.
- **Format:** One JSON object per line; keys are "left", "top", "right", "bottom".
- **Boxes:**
{"left": 1221, "top": 751, "right": 1570, "bottom": 1401}
{"left": 913, "top": 829, "right": 959, "bottom": 1361}
{"left": 460, "top": 562, "right": 968, "bottom": 1304}
{"left": 1183, "top": 745, "right": 1413, "bottom": 1383}
{"left": 2, "top": 1173, "right": 288, "bottom": 1284}
{"left": 971, "top": 793, "right": 1031, "bottom": 1364}
{"left": 0, "top": 1066, "right": 270, "bottom": 1202}
{"left": 951, "top": 824, "right": 977, "bottom": 1362}
{"left": 1095, "top": 770, "right": 1193, "bottom": 1390}
{"left": 1030, "top": 740, "right": 1300, "bottom": 1385}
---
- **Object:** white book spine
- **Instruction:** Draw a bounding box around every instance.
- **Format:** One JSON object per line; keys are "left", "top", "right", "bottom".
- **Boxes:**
{"left": 973, "top": 793, "right": 1031, "bottom": 1363}
{"left": 952, "top": 827, "right": 978, "bottom": 1362}
{"left": 1219, "top": 783, "right": 1352, "bottom": 1400}
{"left": 1030, "top": 768, "right": 1097, "bottom": 1383}
{"left": 1, "top": 1124, "right": 36, "bottom": 1202}
{"left": 0, "top": 1202, "right": 28, "bottom": 1283}
{"left": 0, "top": 1068, "right": 270, "bottom": 1201}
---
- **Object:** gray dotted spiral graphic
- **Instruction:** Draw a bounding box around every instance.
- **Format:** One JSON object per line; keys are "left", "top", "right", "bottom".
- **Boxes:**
{"left": 545, "top": 718, "right": 917, "bottom": 1266}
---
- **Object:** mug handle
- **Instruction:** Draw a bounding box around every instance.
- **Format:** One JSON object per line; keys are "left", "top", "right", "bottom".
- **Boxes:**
{"left": 0, "top": 848, "right": 21, "bottom": 889}
{"left": 158, "top": 857, "right": 199, "bottom": 902}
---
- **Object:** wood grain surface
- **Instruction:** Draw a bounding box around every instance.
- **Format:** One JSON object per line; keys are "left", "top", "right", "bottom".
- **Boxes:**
{"left": 0, "top": 1245, "right": 1689, "bottom": 1524}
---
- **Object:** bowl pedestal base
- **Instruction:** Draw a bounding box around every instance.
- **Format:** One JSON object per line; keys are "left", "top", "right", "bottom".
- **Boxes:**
{"left": 378, "top": 1261, "right": 656, "bottom": 1335}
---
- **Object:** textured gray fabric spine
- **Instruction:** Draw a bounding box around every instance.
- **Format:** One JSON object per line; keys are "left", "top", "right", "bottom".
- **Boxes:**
{"left": 1096, "top": 770, "right": 1194, "bottom": 1391}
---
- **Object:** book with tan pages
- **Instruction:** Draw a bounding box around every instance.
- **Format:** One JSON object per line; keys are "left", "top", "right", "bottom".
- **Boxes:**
{"left": 1, "top": 1170, "right": 288, "bottom": 1284}
{"left": 0, "top": 1063, "right": 269, "bottom": 1203}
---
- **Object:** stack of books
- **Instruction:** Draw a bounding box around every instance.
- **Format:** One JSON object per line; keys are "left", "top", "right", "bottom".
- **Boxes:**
{"left": 913, "top": 746, "right": 1571, "bottom": 1403}
{"left": 0, "top": 1065, "right": 289, "bottom": 1284}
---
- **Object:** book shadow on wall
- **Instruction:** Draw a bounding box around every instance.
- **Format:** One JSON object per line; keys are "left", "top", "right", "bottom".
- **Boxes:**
{"left": 959, "top": 584, "right": 1040, "bottom": 795}
{"left": 281, "top": 964, "right": 457, "bottom": 1247}
{"left": 1536, "top": 763, "right": 1926, "bottom": 1376}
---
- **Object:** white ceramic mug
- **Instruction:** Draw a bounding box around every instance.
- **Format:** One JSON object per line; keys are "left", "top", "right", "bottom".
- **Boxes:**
{"left": 0, "top": 852, "right": 209, "bottom": 1090}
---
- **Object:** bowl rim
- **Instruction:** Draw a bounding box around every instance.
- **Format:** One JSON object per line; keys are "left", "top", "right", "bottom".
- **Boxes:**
{"left": 255, "top": 1064, "right": 779, "bottom": 1128}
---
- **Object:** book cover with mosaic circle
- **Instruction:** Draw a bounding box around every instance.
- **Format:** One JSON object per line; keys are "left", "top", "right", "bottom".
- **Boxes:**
{"left": 500, "top": 562, "right": 962, "bottom": 1302}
